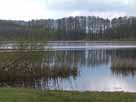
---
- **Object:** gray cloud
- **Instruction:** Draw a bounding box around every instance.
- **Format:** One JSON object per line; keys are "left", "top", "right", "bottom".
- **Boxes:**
{"left": 128, "top": 0, "right": 136, "bottom": 16}
{"left": 45, "top": 0, "right": 127, "bottom": 11}
{"left": 44, "top": 0, "right": 136, "bottom": 18}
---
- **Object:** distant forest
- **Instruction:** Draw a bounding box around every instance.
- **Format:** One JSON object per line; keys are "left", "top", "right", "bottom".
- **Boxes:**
{"left": 0, "top": 16, "right": 136, "bottom": 41}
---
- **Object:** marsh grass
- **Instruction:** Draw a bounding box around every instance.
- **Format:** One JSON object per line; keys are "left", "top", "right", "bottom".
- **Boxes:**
{"left": 0, "top": 44, "right": 78, "bottom": 88}
{"left": 111, "top": 57, "right": 136, "bottom": 76}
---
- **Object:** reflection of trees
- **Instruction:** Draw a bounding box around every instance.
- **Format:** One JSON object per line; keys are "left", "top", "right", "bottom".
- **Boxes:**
{"left": 111, "top": 49, "right": 136, "bottom": 76}
{"left": 86, "top": 50, "right": 110, "bottom": 67}
{"left": 46, "top": 50, "right": 110, "bottom": 68}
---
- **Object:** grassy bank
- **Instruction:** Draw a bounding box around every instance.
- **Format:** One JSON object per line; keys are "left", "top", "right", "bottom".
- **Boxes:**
{"left": 0, "top": 88, "right": 135, "bottom": 102}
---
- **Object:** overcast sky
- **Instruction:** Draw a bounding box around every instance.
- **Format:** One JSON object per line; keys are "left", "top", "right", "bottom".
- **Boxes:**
{"left": 0, "top": 0, "right": 135, "bottom": 20}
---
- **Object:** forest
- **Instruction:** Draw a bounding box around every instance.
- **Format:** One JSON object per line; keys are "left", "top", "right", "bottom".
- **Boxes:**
{"left": 0, "top": 16, "right": 136, "bottom": 41}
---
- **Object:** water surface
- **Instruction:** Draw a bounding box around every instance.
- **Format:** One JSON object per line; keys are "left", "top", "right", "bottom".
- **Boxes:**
{"left": 0, "top": 42, "right": 136, "bottom": 92}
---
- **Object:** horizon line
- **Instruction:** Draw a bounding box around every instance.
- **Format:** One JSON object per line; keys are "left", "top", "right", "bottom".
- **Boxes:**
{"left": 0, "top": 15, "right": 136, "bottom": 22}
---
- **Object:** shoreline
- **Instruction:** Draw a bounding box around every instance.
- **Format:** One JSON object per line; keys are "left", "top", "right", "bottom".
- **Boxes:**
{"left": 0, "top": 40, "right": 136, "bottom": 43}
{"left": 0, "top": 41, "right": 136, "bottom": 51}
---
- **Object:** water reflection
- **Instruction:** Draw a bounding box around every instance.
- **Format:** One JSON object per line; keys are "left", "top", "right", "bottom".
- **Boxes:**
{"left": 0, "top": 48, "right": 136, "bottom": 92}
{"left": 46, "top": 50, "right": 110, "bottom": 67}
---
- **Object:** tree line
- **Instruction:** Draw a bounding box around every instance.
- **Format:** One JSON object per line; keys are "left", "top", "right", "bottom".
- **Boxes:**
{"left": 0, "top": 16, "right": 136, "bottom": 41}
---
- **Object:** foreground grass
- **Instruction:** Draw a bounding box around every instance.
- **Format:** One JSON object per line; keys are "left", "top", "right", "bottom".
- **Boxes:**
{"left": 0, "top": 88, "right": 135, "bottom": 102}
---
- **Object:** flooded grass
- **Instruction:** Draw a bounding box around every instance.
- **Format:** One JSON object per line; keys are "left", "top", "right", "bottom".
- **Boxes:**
{"left": 112, "top": 58, "right": 136, "bottom": 69}
{"left": 0, "top": 49, "right": 78, "bottom": 88}
{"left": 111, "top": 58, "right": 136, "bottom": 76}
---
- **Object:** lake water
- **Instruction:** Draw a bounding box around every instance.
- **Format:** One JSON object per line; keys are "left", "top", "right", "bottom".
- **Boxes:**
{"left": 0, "top": 42, "right": 136, "bottom": 92}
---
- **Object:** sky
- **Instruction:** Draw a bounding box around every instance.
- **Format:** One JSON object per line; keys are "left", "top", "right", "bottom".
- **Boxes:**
{"left": 0, "top": 0, "right": 135, "bottom": 20}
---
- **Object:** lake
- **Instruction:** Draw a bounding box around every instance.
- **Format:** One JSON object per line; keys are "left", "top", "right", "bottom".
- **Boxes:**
{"left": 0, "top": 41, "right": 136, "bottom": 92}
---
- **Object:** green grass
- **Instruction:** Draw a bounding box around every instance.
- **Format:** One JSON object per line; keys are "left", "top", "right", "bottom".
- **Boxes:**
{"left": 0, "top": 51, "right": 45, "bottom": 63}
{"left": 0, "top": 88, "right": 135, "bottom": 102}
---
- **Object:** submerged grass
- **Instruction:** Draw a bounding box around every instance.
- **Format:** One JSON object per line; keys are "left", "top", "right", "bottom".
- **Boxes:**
{"left": 0, "top": 88, "right": 135, "bottom": 102}
{"left": 0, "top": 51, "right": 78, "bottom": 87}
